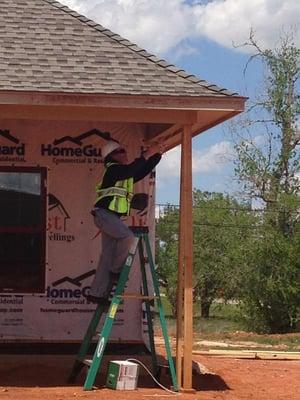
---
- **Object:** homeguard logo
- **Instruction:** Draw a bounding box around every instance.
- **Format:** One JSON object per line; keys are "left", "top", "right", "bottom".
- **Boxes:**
{"left": 46, "top": 270, "right": 96, "bottom": 304}
{"left": 41, "top": 128, "right": 115, "bottom": 165}
{"left": 0, "top": 129, "right": 26, "bottom": 162}
{"left": 48, "top": 193, "right": 75, "bottom": 242}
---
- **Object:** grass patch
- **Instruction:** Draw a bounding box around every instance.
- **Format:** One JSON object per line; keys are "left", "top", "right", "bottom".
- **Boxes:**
{"left": 155, "top": 299, "right": 245, "bottom": 334}
{"left": 194, "top": 302, "right": 245, "bottom": 333}
{"left": 153, "top": 296, "right": 300, "bottom": 351}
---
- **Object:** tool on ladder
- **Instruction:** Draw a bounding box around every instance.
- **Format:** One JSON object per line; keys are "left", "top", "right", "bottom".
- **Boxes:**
{"left": 68, "top": 226, "right": 178, "bottom": 391}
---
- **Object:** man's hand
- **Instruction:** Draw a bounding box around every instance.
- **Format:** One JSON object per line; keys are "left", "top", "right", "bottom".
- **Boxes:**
{"left": 142, "top": 143, "right": 164, "bottom": 158}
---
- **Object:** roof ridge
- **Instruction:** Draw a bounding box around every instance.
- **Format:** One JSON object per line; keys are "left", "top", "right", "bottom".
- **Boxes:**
{"left": 42, "top": 0, "right": 237, "bottom": 97}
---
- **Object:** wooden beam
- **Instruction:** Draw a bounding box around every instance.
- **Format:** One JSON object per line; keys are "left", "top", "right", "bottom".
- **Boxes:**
{"left": 176, "top": 134, "right": 185, "bottom": 389}
{"left": 193, "top": 350, "right": 300, "bottom": 360}
{"left": 0, "top": 91, "right": 247, "bottom": 111}
{"left": 181, "top": 124, "right": 194, "bottom": 391}
{"left": 0, "top": 105, "right": 198, "bottom": 124}
{"left": 193, "top": 350, "right": 257, "bottom": 359}
{"left": 145, "top": 123, "right": 172, "bottom": 140}
{"left": 144, "top": 110, "right": 241, "bottom": 152}
{"left": 146, "top": 124, "right": 182, "bottom": 146}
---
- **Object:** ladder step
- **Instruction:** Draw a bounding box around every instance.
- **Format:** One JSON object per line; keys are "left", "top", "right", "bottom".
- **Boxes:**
{"left": 83, "top": 359, "right": 93, "bottom": 367}
{"left": 117, "top": 294, "right": 158, "bottom": 300}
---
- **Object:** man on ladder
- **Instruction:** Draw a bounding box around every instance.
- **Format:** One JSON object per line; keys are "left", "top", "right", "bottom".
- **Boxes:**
{"left": 69, "top": 139, "right": 178, "bottom": 391}
{"left": 87, "top": 140, "right": 162, "bottom": 305}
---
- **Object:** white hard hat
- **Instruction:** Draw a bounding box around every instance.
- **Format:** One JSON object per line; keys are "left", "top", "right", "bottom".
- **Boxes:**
{"left": 101, "top": 141, "right": 121, "bottom": 159}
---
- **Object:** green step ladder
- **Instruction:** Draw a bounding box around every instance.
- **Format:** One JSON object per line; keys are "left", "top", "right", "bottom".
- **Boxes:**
{"left": 68, "top": 226, "right": 178, "bottom": 391}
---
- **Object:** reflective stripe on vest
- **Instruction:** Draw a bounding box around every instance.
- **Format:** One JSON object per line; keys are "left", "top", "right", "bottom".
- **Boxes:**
{"left": 95, "top": 162, "right": 134, "bottom": 215}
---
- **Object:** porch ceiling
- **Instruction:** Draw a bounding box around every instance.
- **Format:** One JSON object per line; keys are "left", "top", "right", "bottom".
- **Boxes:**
{"left": 0, "top": 91, "right": 246, "bottom": 151}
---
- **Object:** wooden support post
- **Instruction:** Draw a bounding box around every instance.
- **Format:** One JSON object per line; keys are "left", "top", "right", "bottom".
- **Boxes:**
{"left": 176, "top": 132, "right": 185, "bottom": 388}
{"left": 177, "top": 124, "right": 194, "bottom": 392}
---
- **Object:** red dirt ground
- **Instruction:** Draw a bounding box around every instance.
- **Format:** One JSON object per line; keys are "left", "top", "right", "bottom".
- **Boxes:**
{"left": 0, "top": 354, "right": 299, "bottom": 400}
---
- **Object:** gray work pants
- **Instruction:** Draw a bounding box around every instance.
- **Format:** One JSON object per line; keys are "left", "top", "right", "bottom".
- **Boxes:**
{"left": 89, "top": 208, "right": 135, "bottom": 298}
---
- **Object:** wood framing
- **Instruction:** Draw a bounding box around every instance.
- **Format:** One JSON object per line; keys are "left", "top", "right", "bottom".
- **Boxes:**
{"left": 182, "top": 125, "right": 194, "bottom": 391}
{"left": 0, "top": 91, "right": 246, "bottom": 111}
{"left": 176, "top": 125, "right": 195, "bottom": 391}
{"left": 176, "top": 133, "right": 185, "bottom": 389}
{"left": 0, "top": 104, "right": 199, "bottom": 124}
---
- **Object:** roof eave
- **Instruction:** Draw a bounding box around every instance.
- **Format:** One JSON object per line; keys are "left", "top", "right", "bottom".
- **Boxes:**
{"left": 0, "top": 90, "right": 247, "bottom": 112}
{"left": 145, "top": 110, "right": 243, "bottom": 151}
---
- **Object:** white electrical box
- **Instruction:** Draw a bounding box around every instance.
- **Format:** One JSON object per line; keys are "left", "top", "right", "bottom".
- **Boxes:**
{"left": 106, "top": 360, "right": 139, "bottom": 390}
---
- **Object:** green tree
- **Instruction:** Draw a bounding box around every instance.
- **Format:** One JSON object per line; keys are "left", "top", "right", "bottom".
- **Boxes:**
{"left": 233, "top": 32, "right": 300, "bottom": 332}
{"left": 156, "top": 192, "right": 255, "bottom": 318}
{"left": 192, "top": 190, "right": 255, "bottom": 318}
{"left": 238, "top": 229, "right": 300, "bottom": 333}
{"left": 155, "top": 205, "right": 179, "bottom": 317}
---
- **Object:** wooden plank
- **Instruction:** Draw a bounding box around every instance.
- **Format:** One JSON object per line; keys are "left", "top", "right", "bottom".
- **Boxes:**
{"left": 193, "top": 350, "right": 257, "bottom": 359}
{"left": 176, "top": 128, "right": 185, "bottom": 389}
{"left": 0, "top": 105, "right": 198, "bottom": 124}
{"left": 193, "top": 349, "right": 300, "bottom": 360}
{"left": 182, "top": 124, "right": 194, "bottom": 391}
{"left": 144, "top": 110, "right": 241, "bottom": 152}
{"left": 0, "top": 91, "right": 246, "bottom": 111}
{"left": 146, "top": 123, "right": 180, "bottom": 141}
{"left": 255, "top": 350, "right": 300, "bottom": 354}
{"left": 257, "top": 352, "right": 300, "bottom": 360}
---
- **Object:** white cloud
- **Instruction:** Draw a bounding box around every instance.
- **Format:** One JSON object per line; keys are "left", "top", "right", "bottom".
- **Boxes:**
{"left": 60, "top": 0, "right": 85, "bottom": 12}
{"left": 156, "top": 146, "right": 180, "bottom": 182}
{"left": 193, "top": 0, "right": 300, "bottom": 52}
{"left": 86, "top": 0, "right": 194, "bottom": 55}
{"left": 252, "top": 134, "right": 266, "bottom": 146}
{"left": 156, "top": 141, "right": 232, "bottom": 184}
{"left": 193, "top": 141, "right": 233, "bottom": 173}
{"left": 59, "top": 0, "right": 300, "bottom": 56}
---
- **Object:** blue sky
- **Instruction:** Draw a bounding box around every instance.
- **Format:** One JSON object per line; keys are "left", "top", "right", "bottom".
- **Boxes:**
{"left": 60, "top": 0, "right": 300, "bottom": 204}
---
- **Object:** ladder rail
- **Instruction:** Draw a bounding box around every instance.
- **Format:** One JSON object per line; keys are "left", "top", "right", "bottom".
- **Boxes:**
{"left": 84, "top": 236, "right": 139, "bottom": 390}
{"left": 83, "top": 296, "right": 122, "bottom": 390}
{"left": 138, "top": 238, "right": 159, "bottom": 376}
{"left": 68, "top": 304, "right": 105, "bottom": 383}
{"left": 143, "top": 233, "right": 179, "bottom": 391}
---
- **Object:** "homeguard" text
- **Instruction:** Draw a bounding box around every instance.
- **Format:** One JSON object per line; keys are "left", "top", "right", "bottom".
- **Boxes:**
{"left": 0, "top": 144, "right": 25, "bottom": 155}
{"left": 41, "top": 144, "right": 101, "bottom": 157}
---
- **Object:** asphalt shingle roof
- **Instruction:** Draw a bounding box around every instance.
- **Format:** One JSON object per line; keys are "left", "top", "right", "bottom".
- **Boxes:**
{"left": 0, "top": 0, "right": 238, "bottom": 97}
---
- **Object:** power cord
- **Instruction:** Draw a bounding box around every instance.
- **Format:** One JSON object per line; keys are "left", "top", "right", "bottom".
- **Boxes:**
{"left": 125, "top": 358, "right": 181, "bottom": 396}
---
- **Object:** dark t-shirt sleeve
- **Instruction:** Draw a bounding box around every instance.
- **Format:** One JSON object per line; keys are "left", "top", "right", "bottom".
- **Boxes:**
{"left": 133, "top": 153, "right": 161, "bottom": 182}
{"left": 102, "top": 153, "right": 161, "bottom": 186}
{"left": 102, "top": 157, "right": 146, "bottom": 185}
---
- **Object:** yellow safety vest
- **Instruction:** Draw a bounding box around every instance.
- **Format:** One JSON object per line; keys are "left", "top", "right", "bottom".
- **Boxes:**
{"left": 95, "top": 162, "right": 134, "bottom": 215}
